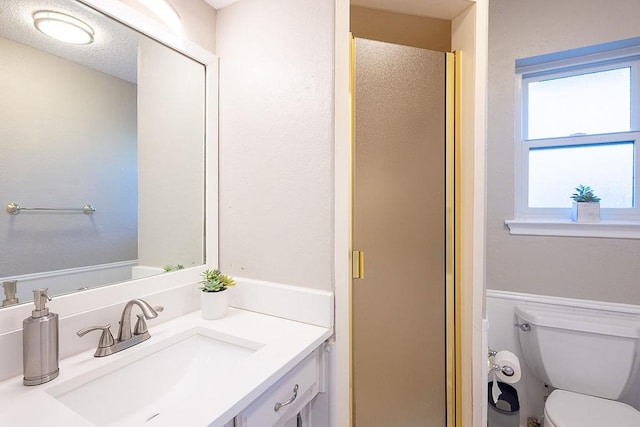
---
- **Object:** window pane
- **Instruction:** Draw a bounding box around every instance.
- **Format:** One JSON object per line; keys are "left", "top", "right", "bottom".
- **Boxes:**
{"left": 528, "top": 142, "right": 634, "bottom": 208}
{"left": 527, "top": 67, "right": 631, "bottom": 140}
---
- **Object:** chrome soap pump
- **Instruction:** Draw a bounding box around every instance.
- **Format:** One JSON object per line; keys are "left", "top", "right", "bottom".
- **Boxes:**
{"left": 23, "top": 288, "right": 59, "bottom": 386}
{"left": 2, "top": 280, "right": 19, "bottom": 307}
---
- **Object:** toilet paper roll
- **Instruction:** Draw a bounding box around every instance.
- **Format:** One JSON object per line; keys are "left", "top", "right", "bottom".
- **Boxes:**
{"left": 494, "top": 350, "right": 521, "bottom": 384}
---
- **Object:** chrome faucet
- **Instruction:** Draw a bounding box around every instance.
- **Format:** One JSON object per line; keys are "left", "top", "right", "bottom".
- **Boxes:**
{"left": 117, "top": 299, "right": 161, "bottom": 341}
{"left": 77, "top": 299, "right": 163, "bottom": 357}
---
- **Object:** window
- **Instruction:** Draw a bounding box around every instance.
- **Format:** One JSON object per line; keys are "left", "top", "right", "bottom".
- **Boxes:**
{"left": 515, "top": 38, "right": 640, "bottom": 221}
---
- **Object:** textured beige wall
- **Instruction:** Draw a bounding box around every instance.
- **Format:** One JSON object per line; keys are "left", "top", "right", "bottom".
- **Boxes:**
{"left": 216, "top": 0, "right": 334, "bottom": 291}
{"left": 487, "top": 0, "right": 640, "bottom": 303}
{"left": 351, "top": 5, "right": 451, "bottom": 52}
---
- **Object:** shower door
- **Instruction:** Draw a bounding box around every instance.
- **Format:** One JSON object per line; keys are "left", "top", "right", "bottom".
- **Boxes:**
{"left": 352, "top": 38, "right": 448, "bottom": 426}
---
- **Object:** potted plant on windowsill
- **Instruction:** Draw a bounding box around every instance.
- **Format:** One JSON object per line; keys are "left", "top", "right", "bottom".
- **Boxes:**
{"left": 200, "top": 269, "right": 236, "bottom": 320}
{"left": 570, "top": 184, "right": 601, "bottom": 223}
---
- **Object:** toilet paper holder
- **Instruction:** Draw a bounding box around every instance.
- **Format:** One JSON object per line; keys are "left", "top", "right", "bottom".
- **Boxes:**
{"left": 488, "top": 348, "right": 515, "bottom": 377}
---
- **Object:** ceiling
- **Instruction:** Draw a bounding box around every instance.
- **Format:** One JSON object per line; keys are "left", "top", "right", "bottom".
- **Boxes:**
{"left": 1, "top": 0, "right": 474, "bottom": 82}
{"left": 206, "top": 0, "right": 474, "bottom": 20}
{"left": 351, "top": 0, "right": 474, "bottom": 20}
{"left": 0, "top": 0, "right": 138, "bottom": 83}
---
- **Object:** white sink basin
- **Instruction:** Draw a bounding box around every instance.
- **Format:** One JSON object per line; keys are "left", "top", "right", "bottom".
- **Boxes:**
{"left": 47, "top": 327, "right": 263, "bottom": 426}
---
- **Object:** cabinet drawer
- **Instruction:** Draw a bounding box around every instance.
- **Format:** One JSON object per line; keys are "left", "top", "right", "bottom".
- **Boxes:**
{"left": 236, "top": 349, "right": 321, "bottom": 427}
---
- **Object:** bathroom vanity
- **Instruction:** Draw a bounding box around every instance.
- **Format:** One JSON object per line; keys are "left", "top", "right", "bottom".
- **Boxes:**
{"left": 0, "top": 308, "right": 332, "bottom": 426}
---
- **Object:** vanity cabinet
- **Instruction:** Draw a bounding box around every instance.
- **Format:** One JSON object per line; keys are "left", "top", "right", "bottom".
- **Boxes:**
{"left": 234, "top": 346, "right": 327, "bottom": 427}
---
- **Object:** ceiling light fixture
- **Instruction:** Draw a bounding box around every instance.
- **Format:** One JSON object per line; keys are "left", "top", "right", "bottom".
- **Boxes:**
{"left": 33, "top": 11, "right": 94, "bottom": 45}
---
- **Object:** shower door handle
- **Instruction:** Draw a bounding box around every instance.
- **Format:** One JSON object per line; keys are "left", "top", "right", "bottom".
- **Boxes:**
{"left": 352, "top": 250, "right": 364, "bottom": 279}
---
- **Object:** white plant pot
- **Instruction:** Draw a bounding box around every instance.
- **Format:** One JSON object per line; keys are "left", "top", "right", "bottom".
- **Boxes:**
{"left": 571, "top": 201, "right": 600, "bottom": 223}
{"left": 200, "top": 289, "right": 229, "bottom": 320}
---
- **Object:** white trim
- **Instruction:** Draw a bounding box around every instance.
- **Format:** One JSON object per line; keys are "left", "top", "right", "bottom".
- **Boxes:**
{"left": 228, "top": 278, "right": 334, "bottom": 329}
{"left": 515, "top": 37, "right": 640, "bottom": 75}
{"left": 332, "top": 0, "right": 351, "bottom": 425}
{"left": 486, "top": 289, "right": 640, "bottom": 315}
{"left": 505, "top": 219, "right": 640, "bottom": 239}
{"left": 471, "top": 1, "right": 489, "bottom": 422}
{"left": 452, "top": 1, "right": 488, "bottom": 424}
{"left": 481, "top": 318, "right": 489, "bottom": 427}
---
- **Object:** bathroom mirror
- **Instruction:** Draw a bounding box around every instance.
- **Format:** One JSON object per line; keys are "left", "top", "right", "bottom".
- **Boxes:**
{"left": 0, "top": 0, "right": 208, "bottom": 307}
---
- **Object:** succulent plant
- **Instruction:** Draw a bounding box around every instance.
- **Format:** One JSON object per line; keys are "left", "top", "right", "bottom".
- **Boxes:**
{"left": 201, "top": 269, "right": 236, "bottom": 292}
{"left": 570, "top": 184, "right": 601, "bottom": 203}
{"left": 163, "top": 264, "right": 185, "bottom": 272}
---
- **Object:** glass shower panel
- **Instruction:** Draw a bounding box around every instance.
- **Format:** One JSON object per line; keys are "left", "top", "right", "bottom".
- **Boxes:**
{"left": 353, "top": 38, "right": 446, "bottom": 426}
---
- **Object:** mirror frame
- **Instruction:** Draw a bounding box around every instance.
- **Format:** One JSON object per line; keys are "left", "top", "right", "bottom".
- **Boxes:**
{"left": 0, "top": 0, "right": 218, "bottom": 333}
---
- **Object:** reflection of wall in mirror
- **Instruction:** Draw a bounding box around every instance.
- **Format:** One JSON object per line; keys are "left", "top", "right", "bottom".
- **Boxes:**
{"left": 137, "top": 37, "right": 205, "bottom": 270}
{"left": 0, "top": 36, "right": 138, "bottom": 279}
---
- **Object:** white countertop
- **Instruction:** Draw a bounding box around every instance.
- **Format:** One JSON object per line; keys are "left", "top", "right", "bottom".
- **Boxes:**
{"left": 0, "top": 308, "right": 332, "bottom": 427}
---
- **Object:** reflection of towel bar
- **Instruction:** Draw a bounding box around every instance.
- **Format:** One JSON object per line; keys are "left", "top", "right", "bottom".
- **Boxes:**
{"left": 6, "top": 202, "right": 96, "bottom": 215}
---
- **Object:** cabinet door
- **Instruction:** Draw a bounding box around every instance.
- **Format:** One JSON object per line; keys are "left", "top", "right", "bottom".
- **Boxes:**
{"left": 236, "top": 349, "right": 323, "bottom": 427}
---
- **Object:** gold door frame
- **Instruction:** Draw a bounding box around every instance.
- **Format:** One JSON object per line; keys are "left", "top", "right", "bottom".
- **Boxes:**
{"left": 445, "top": 51, "right": 462, "bottom": 427}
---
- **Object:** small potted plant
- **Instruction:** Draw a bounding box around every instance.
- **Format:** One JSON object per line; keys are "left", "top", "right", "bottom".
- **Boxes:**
{"left": 163, "top": 264, "right": 184, "bottom": 272}
{"left": 200, "top": 269, "right": 236, "bottom": 319}
{"left": 570, "top": 184, "right": 601, "bottom": 223}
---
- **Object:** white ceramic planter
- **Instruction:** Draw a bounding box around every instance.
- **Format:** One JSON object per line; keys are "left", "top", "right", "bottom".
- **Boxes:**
{"left": 200, "top": 290, "right": 229, "bottom": 320}
{"left": 571, "top": 201, "right": 600, "bottom": 223}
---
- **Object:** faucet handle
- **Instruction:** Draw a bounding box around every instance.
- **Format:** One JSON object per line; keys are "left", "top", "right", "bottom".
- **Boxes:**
{"left": 134, "top": 314, "right": 148, "bottom": 335}
{"left": 77, "top": 324, "right": 115, "bottom": 357}
{"left": 133, "top": 306, "right": 164, "bottom": 335}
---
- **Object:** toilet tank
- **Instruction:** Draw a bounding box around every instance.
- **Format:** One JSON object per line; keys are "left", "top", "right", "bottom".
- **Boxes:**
{"left": 515, "top": 305, "right": 640, "bottom": 399}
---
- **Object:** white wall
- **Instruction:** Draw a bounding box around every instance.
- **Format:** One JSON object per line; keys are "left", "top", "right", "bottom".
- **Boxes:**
{"left": 486, "top": 0, "right": 640, "bottom": 304}
{"left": 216, "top": 0, "right": 334, "bottom": 291}
{"left": 0, "top": 36, "right": 137, "bottom": 277}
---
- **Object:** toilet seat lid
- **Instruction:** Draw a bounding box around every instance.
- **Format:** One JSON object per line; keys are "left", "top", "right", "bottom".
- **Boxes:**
{"left": 545, "top": 390, "right": 640, "bottom": 427}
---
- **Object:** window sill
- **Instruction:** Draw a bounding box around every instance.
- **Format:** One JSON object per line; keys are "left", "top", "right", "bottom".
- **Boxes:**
{"left": 504, "top": 219, "right": 640, "bottom": 239}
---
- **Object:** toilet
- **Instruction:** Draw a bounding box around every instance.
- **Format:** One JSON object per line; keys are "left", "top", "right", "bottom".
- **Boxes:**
{"left": 514, "top": 304, "right": 640, "bottom": 427}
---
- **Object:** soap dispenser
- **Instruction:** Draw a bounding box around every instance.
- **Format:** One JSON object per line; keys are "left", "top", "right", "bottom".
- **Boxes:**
{"left": 2, "top": 280, "right": 19, "bottom": 307}
{"left": 23, "top": 288, "right": 59, "bottom": 386}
